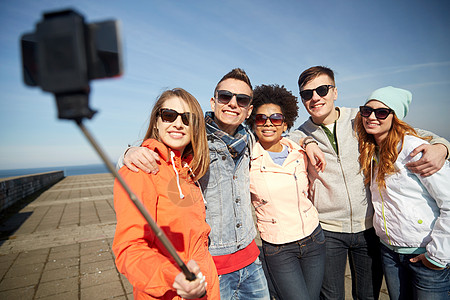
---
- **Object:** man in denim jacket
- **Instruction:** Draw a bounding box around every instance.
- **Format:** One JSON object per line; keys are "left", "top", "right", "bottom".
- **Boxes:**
{"left": 120, "top": 69, "right": 271, "bottom": 299}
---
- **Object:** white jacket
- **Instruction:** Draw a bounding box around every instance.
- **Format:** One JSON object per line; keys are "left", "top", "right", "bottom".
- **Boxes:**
{"left": 370, "top": 135, "right": 450, "bottom": 267}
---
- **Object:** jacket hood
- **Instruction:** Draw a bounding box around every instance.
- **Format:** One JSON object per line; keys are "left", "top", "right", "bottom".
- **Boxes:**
{"left": 141, "top": 138, "right": 193, "bottom": 200}
{"left": 141, "top": 139, "right": 192, "bottom": 165}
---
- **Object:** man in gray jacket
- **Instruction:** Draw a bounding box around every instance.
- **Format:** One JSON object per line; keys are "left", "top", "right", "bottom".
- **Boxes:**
{"left": 289, "top": 66, "right": 450, "bottom": 300}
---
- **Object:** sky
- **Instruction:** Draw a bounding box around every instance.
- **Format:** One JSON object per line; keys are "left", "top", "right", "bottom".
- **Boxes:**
{"left": 1, "top": 0, "right": 449, "bottom": 170}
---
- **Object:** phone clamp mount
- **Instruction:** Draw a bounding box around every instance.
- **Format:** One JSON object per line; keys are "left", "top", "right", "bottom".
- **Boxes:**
{"left": 20, "top": 8, "right": 196, "bottom": 281}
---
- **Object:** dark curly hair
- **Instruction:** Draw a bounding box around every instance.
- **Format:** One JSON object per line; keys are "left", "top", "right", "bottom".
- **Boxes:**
{"left": 246, "top": 84, "right": 298, "bottom": 131}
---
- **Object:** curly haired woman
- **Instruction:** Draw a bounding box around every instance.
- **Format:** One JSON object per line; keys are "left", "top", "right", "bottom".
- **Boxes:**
{"left": 246, "top": 84, "right": 326, "bottom": 300}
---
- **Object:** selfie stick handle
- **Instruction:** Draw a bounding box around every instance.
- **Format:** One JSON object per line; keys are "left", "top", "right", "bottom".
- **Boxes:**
{"left": 76, "top": 120, "right": 197, "bottom": 281}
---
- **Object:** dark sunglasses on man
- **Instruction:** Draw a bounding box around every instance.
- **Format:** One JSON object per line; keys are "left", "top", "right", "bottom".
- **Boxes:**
{"left": 158, "top": 108, "right": 191, "bottom": 126}
{"left": 255, "top": 113, "right": 284, "bottom": 126}
{"left": 359, "top": 106, "right": 394, "bottom": 120}
{"left": 300, "top": 84, "right": 334, "bottom": 101}
{"left": 216, "top": 90, "right": 252, "bottom": 108}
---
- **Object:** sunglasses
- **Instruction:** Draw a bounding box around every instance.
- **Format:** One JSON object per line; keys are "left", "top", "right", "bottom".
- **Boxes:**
{"left": 255, "top": 113, "right": 284, "bottom": 126}
{"left": 216, "top": 90, "right": 252, "bottom": 108}
{"left": 359, "top": 106, "right": 394, "bottom": 120}
{"left": 300, "top": 84, "right": 334, "bottom": 100}
{"left": 158, "top": 108, "right": 191, "bottom": 126}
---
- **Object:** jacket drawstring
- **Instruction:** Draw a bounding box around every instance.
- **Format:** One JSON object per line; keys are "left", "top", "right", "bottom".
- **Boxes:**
{"left": 186, "top": 164, "right": 207, "bottom": 205}
{"left": 371, "top": 155, "right": 392, "bottom": 244}
{"left": 370, "top": 156, "right": 374, "bottom": 187}
{"left": 170, "top": 151, "right": 185, "bottom": 199}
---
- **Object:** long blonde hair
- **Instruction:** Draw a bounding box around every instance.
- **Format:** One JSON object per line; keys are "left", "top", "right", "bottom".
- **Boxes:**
{"left": 355, "top": 112, "right": 429, "bottom": 188}
{"left": 143, "top": 88, "right": 209, "bottom": 179}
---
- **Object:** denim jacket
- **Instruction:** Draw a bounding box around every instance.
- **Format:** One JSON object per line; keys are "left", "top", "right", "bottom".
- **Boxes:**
{"left": 198, "top": 129, "right": 257, "bottom": 256}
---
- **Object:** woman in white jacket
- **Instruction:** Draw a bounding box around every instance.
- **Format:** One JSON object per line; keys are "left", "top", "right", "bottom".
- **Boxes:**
{"left": 355, "top": 86, "right": 449, "bottom": 300}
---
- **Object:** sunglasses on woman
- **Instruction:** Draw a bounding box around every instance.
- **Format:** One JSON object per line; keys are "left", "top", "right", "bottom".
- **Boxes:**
{"left": 359, "top": 106, "right": 394, "bottom": 120}
{"left": 300, "top": 85, "right": 334, "bottom": 100}
{"left": 216, "top": 90, "right": 252, "bottom": 108}
{"left": 255, "top": 113, "right": 284, "bottom": 126}
{"left": 159, "top": 108, "right": 191, "bottom": 126}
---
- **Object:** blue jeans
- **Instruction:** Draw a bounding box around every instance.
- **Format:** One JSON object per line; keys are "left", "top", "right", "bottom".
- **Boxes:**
{"left": 262, "top": 225, "right": 326, "bottom": 300}
{"left": 380, "top": 243, "right": 450, "bottom": 300}
{"left": 320, "top": 228, "right": 383, "bottom": 300}
{"left": 219, "top": 256, "right": 270, "bottom": 299}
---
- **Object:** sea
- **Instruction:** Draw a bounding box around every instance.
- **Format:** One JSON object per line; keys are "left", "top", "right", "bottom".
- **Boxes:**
{"left": 0, "top": 163, "right": 111, "bottom": 179}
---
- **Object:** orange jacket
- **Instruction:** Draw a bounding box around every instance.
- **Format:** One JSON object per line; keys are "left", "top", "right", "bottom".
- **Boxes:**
{"left": 113, "top": 139, "right": 219, "bottom": 300}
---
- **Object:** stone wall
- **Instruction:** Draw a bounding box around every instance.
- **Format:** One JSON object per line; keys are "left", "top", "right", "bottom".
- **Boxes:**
{"left": 0, "top": 171, "right": 64, "bottom": 213}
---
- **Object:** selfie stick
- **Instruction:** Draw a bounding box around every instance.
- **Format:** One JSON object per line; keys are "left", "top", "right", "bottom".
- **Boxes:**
{"left": 76, "top": 119, "right": 196, "bottom": 281}
{"left": 20, "top": 9, "right": 196, "bottom": 282}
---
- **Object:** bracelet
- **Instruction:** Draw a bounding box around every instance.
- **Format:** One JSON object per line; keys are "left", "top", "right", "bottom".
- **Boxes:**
{"left": 303, "top": 139, "right": 318, "bottom": 148}
{"left": 302, "top": 136, "right": 313, "bottom": 145}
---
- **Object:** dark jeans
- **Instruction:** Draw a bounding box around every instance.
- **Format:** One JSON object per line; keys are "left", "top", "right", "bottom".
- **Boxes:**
{"left": 320, "top": 228, "right": 383, "bottom": 300}
{"left": 380, "top": 243, "right": 450, "bottom": 300}
{"left": 262, "top": 225, "right": 326, "bottom": 300}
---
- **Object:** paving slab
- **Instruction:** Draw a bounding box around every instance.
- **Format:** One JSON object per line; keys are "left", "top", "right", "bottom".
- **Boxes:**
{"left": 0, "top": 174, "right": 125, "bottom": 300}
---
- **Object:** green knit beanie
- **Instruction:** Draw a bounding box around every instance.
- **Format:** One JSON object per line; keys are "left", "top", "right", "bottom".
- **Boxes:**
{"left": 366, "top": 86, "right": 412, "bottom": 120}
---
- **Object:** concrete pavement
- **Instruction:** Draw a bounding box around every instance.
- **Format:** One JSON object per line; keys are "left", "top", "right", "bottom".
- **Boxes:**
{"left": 0, "top": 173, "right": 132, "bottom": 299}
{"left": 0, "top": 173, "right": 388, "bottom": 299}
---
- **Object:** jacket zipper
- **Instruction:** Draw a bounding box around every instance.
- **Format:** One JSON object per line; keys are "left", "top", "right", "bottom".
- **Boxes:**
{"left": 321, "top": 125, "right": 354, "bottom": 232}
{"left": 293, "top": 166, "right": 306, "bottom": 235}
{"left": 371, "top": 158, "right": 391, "bottom": 245}
{"left": 337, "top": 156, "right": 354, "bottom": 232}
{"left": 258, "top": 218, "right": 277, "bottom": 224}
{"left": 254, "top": 199, "right": 267, "bottom": 208}
{"left": 379, "top": 187, "right": 392, "bottom": 244}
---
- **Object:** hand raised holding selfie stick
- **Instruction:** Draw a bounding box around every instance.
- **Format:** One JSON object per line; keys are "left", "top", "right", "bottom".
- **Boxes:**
{"left": 20, "top": 8, "right": 197, "bottom": 282}
{"left": 77, "top": 120, "right": 197, "bottom": 281}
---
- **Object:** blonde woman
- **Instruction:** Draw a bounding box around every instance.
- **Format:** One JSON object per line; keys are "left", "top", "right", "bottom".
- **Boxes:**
{"left": 113, "top": 88, "right": 219, "bottom": 299}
